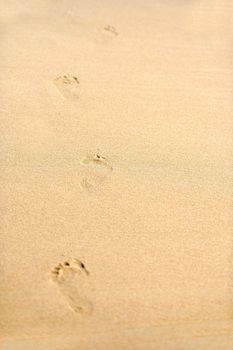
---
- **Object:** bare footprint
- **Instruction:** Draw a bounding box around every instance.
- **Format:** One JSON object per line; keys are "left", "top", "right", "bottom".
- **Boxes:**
{"left": 103, "top": 25, "right": 118, "bottom": 37}
{"left": 51, "top": 259, "right": 93, "bottom": 315}
{"left": 53, "top": 74, "right": 80, "bottom": 101}
{"left": 80, "top": 152, "right": 113, "bottom": 190}
{"left": 94, "top": 25, "right": 119, "bottom": 44}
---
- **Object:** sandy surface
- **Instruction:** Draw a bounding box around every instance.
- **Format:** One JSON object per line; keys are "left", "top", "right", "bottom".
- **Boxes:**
{"left": 0, "top": 0, "right": 233, "bottom": 349}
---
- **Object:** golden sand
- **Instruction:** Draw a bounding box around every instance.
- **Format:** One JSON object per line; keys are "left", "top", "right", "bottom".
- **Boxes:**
{"left": 0, "top": 1, "right": 233, "bottom": 349}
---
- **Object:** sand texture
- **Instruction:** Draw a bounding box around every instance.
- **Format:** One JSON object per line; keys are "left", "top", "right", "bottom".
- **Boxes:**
{"left": 0, "top": 0, "right": 233, "bottom": 349}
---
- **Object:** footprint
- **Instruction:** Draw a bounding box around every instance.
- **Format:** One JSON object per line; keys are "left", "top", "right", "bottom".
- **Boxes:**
{"left": 53, "top": 74, "right": 80, "bottom": 101}
{"left": 94, "top": 25, "right": 119, "bottom": 44}
{"left": 103, "top": 25, "right": 118, "bottom": 37}
{"left": 80, "top": 152, "right": 113, "bottom": 190}
{"left": 51, "top": 259, "right": 93, "bottom": 315}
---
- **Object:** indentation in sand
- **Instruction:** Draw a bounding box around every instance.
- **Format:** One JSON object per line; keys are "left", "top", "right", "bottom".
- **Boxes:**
{"left": 103, "top": 25, "right": 118, "bottom": 36}
{"left": 53, "top": 74, "right": 80, "bottom": 101}
{"left": 80, "top": 153, "right": 113, "bottom": 190}
{"left": 93, "top": 25, "right": 119, "bottom": 44}
{"left": 51, "top": 258, "right": 93, "bottom": 315}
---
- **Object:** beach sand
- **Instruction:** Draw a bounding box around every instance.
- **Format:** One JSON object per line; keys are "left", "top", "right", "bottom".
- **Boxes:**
{"left": 0, "top": 0, "right": 233, "bottom": 349}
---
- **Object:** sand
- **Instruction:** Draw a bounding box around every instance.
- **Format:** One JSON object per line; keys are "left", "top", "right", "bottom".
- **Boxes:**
{"left": 0, "top": 0, "right": 233, "bottom": 349}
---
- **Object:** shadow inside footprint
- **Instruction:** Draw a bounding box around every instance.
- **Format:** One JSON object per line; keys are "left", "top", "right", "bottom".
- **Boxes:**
{"left": 51, "top": 258, "right": 93, "bottom": 315}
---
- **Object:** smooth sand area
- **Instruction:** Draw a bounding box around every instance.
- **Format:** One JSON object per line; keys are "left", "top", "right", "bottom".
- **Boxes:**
{"left": 0, "top": 0, "right": 233, "bottom": 349}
